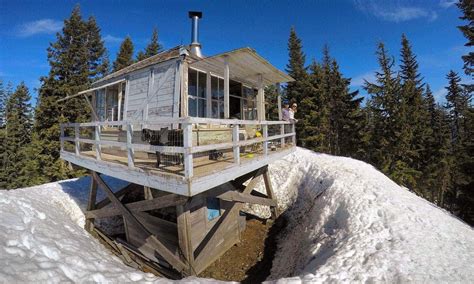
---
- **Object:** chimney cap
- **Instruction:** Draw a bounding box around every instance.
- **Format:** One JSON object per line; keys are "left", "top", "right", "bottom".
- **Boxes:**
{"left": 188, "top": 11, "right": 203, "bottom": 18}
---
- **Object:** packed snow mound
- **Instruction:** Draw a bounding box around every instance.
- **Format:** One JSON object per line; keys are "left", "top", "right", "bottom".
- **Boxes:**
{"left": 0, "top": 147, "right": 473, "bottom": 283}
{"left": 256, "top": 148, "right": 474, "bottom": 282}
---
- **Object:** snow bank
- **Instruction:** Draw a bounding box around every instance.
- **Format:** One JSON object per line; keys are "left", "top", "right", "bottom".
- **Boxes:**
{"left": 1, "top": 147, "right": 473, "bottom": 283}
{"left": 262, "top": 148, "right": 474, "bottom": 282}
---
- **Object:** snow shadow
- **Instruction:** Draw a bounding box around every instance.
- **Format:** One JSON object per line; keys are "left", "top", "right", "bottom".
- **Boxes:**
{"left": 58, "top": 175, "right": 130, "bottom": 212}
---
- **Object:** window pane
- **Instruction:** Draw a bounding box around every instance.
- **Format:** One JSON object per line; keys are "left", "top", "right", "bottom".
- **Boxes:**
{"left": 219, "top": 101, "right": 224, "bottom": 118}
{"left": 219, "top": 78, "right": 224, "bottom": 99}
{"left": 198, "top": 98, "right": 206, "bottom": 117}
{"left": 198, "top": 72, "right": 207, "bottom": 98}
{"left": 188, "top": 69, "right": 197, "bottom": 97}
{"left": 212, "top": 100, "right": 218, "bottom": 118}
{"left": 211, "top": 76, "right": 219, "bottom": 99}
{"left": 230, "top": 80, "right": 242, "bottom": 98}
{"left": 188, "top": 97, "right": 197, "bottom": 117}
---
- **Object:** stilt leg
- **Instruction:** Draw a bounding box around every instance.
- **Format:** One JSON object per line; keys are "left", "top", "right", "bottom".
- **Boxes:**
{"left": 85, "top": 171, "right": 98, "bottom": 232}
{"left": 263, "top": 167, "right": 279, "bottom": 220}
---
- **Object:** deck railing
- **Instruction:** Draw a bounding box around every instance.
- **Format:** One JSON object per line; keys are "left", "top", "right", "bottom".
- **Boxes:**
{"left": 60, "top": 117, "right": 296, "bottom": 180}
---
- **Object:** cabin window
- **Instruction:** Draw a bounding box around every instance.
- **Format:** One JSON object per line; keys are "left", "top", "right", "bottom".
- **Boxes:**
{"left": 95, "top": 89, "right": 106, "bottom": 121}
{"left": 206, "top": 197, "right": 221, "bottom": 221}
{"left": 229, "top": 80, "right": 242, "bottom": 119}
{"left": 188, "top": 69, "right": 207, "bottom": 117}
{"left": 242, "top": 87, "right": 258, "bottom": 120}
{"left": 211, "top": 76, "right": 224, "bottom": 118}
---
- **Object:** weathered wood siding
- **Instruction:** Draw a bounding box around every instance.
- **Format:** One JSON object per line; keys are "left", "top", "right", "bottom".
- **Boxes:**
{"left": 126, "top": 60, "right": 179, "bottom": 124}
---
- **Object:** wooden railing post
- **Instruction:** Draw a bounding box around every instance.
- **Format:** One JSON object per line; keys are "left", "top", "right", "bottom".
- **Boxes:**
{"left": 292, "top": 122, "right": 296, "bottom": 145}
{"left": 183, "top": 123, "right": 193, "bottom": 180}
{"left": 280, "top": 123, "right": 285, "bottom": 147}
{"left": 60, "top": 124, "right": 64, "bottom": 151}
{"left": 126, "top": 123, "right": 135, "bottom": 168}
{"left": 262, "top": 124, "right": 268, "bottom": 155}
{"left": 95, "top": 124, "right": 102, "bottom": 160}
{"left": 233, "top": 124, "right": 240, "bottom": 165}
{"left": 74, "top": 124, "right": 80, "bottom": 155}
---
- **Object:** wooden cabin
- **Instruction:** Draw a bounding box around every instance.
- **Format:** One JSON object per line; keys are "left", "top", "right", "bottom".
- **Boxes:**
{"left": 59, "top": 11, "right": 296, "bottom": 277}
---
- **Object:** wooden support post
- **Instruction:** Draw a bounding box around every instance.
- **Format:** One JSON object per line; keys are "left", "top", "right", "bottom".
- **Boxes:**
{"left": 91, "top": 172, "right": 187, "bottom": 273}
{"left": 292, "top": 122, "right": 296, "bottom": 145}
{"left": 181, "top": 61, "right": 189, "bottom": 117}
{"left": 224, "top": 56, "right": 230, "bottom": 119}
{"left": 144, "top": 186, "right": 153, "bottom": 200}
{"left": 280, "top": 124, "right": 285, "bottom": 147}
{"left": 233, "top": 125, "right": 240, "bottom": 165}
{"left": 206, "top": 72, "right": 212, "bottom": 118}
{"left": 257, "top": 74, "right": 264, "bottom": 121}
{"left": 183, "top": 123, "right": 193, "bottom": 181}
{"left": 176, "top": 204, "right": 195, "bottom": 275}
{"left": 127, "top": 123, "right": 134, "bottom": 168}
{"left": 117, "top": 82, "right": 123, "bottom": 121}
{"left": 83, "top": 94, "right": 99, "bottom": 121}
{"left": 85, "top": 173, "right": 98, "bottom": 232}
{"left": 95, "top": 124, "right": 101, "bottom": 161}
{"left": 263, "top": 167, "right": 279, "bottom": 220}
{"left": 123, "top": 79, "right": 130, "bottom": 121}
{"left": 74, "top": 124, "right": 80, "bottom": 155}
{"left": 277, "top": 83, "right": 282, "bottom": 121}
{"left": 60, "top": 124, "right": 64, "bottom": 151}
{"left": 262, "top": 124, "right": 268, "bottom": 156}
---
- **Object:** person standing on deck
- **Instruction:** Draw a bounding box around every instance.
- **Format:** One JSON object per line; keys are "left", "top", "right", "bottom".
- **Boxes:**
{"left": 289, "top": 103, "right": 298, "bottom": 123}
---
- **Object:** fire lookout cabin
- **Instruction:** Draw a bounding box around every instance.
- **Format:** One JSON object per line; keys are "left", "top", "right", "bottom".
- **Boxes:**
{"left": 59, "top": 11, "right": 296, "bottom": 277}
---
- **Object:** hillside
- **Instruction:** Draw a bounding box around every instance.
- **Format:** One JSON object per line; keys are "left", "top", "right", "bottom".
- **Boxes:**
{"left": 0, "top": 147, "right": 473, "bottom": 282}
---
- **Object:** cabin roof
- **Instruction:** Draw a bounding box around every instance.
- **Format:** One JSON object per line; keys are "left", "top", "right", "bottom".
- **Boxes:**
{"left": 189, "top": 47, "right": 294, "bottom": 86}
{"left": 93, "top": 45, "right": 185, "bottom": 86}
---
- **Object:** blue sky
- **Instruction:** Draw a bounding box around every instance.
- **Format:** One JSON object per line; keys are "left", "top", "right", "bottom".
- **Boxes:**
{"left": 0, "top": 0, "right": 471, "bottom": 105}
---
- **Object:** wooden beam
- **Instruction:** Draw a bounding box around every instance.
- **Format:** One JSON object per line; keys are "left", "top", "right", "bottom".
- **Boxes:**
{"left": 276, "top": 83, "right": 282, "bottom": 121}
{"left": 216, "top": 191, "right": 277, "bottom": 207}
{"left": 224, "top": 56, "right": 230, "bottom": 119}
{"left": 176, "top": 204, "right": 195, "bottom": 275}
{"left": 126, "top": 123, "right": 134, "bottom": 168}
{"left": 232, "top": 125, "right": 240, "bottom": 165}
{"left": 263, "top": 167, "right": 279, "bottom": 219}
{"left": 144, "top": 186, "right": 153, "bottom": 200}
{"left": 85, "top": 174, "right": 98, "bottom": 232}
{"left": 86, "top": 192, "right": 188, "bottom": 219}
{"left": 117, "top": 82, "right": 123, "bottom": 121}
{"left": 257, "top": 74, "right": 264, "bottom": 121}
{"left": 91, "top": 172, "right": 187, "bottom": 272}
{"left": 181, "top": 61, "right": 189, "bottom": 117}
{"left": 194, "top": 167, "right": 264, "bottom": 268}
{"left": 83, "top": 94, "right": 99, "bottom": 121}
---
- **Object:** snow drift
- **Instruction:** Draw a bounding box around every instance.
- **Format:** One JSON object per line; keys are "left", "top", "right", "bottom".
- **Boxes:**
{"left": 1, "top": 147, "right": 473, "bottom": 282}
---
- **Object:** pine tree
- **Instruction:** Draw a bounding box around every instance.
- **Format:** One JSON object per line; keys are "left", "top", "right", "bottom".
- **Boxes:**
{"left": 86, "top": 16, "right": 110, "bottom": 79}
{"left": 421, "top": 85, "right": 452, "bottom": 204}
{"left": 328, "top": 59, "right": 364, "bottom": 157}
{"left": 137, "top": 28, "right": 163, "bottom": 61}
{"left": 113, "top": 36, "right": 134, "bottom": 72}
{"left": 285, "top": 27, "right": 309, "bottom": 145}
{"left": 365, "top": 42, "right": 417, "bottom": 186}
{"left": 33, "top": 5, "right": 108, "bottom": 183}
{"left": 457, "top": 0, "right": 474, "bottom": 77}
{"left": 444, "top": 70, "right": 473, "bottom": 221}
{"left": 399, "top": 34, "right": 426, "bottom": 189}
{"left": 2, "top": 83, "right": 33, "bottom": 189}
{"left": 0, "top": 80, "right": 7, "bottom": 128}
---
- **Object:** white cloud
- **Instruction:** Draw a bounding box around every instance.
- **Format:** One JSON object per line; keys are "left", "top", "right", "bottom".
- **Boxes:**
{"left": 439, "top": 0, "right": 457, "bottom": 8}
{"left": 18, "top": 19, "right": 62, "bottom": 37}
{"left": 103, "top": 34, "right": 122, "bottom": 44}
{"left": 351, "top": 71, "right": 376, "bottom": 87}
{"left": 354, "top": 0, "right": 438, "bottom": 23}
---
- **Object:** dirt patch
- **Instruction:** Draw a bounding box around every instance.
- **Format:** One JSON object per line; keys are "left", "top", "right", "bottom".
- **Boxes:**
{"left": 199, "top": 215, "right": 287, "bottom": 283}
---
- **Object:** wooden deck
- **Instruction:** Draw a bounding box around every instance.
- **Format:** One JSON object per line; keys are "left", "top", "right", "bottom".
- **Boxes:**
{"left": 60, "top": 118, "right": 296, "bottom": 196}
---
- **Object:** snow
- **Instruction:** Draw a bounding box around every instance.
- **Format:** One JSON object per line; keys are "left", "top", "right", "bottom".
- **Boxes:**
{"left": 1, "top": 147, "right": 473, "bottom": 282}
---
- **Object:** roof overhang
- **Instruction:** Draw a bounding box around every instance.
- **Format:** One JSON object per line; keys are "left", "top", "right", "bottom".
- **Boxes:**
{"left": 189, "top": 47, "right": 294, "bottom": 87}
{"left": 57, "top": 79, "right": 125, "bottom": 102}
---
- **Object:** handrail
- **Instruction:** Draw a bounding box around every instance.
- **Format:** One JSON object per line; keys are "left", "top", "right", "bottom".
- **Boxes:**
{"left": 60, "top": 117, "right": 293, "bottom": 127}
{"left": 60, "top": 118, "right": 296, "bottom": 180}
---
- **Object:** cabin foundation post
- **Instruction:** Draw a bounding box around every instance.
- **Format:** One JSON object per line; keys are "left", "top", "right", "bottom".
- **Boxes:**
{"left": 85, "top": 172, "right": 98, "bottom": 232}
{"left": 262, "top": 166, "right": 279, "bottom": 219}
{"left": 176, "top": 202, "right": 195, "bottom": 275}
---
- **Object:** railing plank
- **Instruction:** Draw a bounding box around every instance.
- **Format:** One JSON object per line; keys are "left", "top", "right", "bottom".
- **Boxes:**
{"left": 183, "top": 123, "right": 193, "bottom": 180}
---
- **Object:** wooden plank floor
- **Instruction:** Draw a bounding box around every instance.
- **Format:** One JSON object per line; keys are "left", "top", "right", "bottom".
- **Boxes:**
{"left": 78, "top": 145, "right": 292, "bottom": 180}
